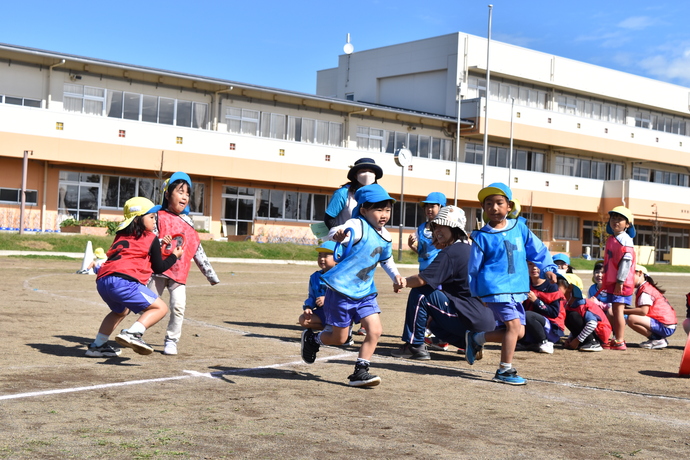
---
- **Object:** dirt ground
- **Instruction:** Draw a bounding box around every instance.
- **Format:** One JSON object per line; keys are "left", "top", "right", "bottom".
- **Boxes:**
{"left": 2, "top": 257, "right": 690, "bottom": 460}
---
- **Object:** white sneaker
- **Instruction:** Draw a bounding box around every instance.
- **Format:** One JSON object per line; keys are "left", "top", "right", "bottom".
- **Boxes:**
{"left": 538, "top": 341, "right": 554, "bottom": 354}
{"left": 640, "top": 338, "right": 668, "bottom": 349}
{"left": 163, "top": 340, "right": 178, "bottom": 355}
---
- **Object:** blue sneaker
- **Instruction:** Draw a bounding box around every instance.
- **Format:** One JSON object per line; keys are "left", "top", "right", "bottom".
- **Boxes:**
{"left": 492, "top": 368, "right": 527, "bottom": 385}
{"left": 464, "top": 331, "right": 482, "bottom": 365}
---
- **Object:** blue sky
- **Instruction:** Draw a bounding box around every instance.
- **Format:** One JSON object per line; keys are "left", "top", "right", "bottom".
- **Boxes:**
{"left": 3, "top": 1, "right": 690, "bottom": 94}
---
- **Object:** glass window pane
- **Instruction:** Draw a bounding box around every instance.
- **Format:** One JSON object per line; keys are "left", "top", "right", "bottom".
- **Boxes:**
{"left": 418, "top": 136, "right": 430, "bottom": 158}
{"left": 431, "top": 139, "right": 441, "bottom": 160}
{"left": 237, "top": 198, "right": 253, "bottom": 220}
{"left": 102, "top": 176, "right": 119, "bottom": 207}
{"left": 177, "top": 100, "right": 192, "bottom": 127}
{"left": 193, "top": 102, "right": 208, "bottom": 129}
{"left": 223, "top": 198, "right": 237, "bottom": 219}
{"left": 142, "top": 95, "right": 158, "bottom": 123}
{"left": 313, "top": 194, "right": 328, "bottom": 221}
{"left": 107, "top": 91, "right": 123, "bottom": 118}
{"left": 298, "top": 193, "right": 311, "bottom": 220}
{"left": 24, "top": 99, "right": 41, "bottom": 108}
{"left": 123, "top": 93, "right": 140, "bottom": 120}
{"left": 257, "top": 189, "right": 269, "bottom": 218}
{"left": 284, "top": 191, "right": 298, "bottom": 219}
{"left": 79, "top": 186, "right": 99, "bottom": 210}
{"left": 269, "top": 190, "right": 284, "bottom": 218}
{"left": 159, "top": 98, "right": 175, "bottom": 125}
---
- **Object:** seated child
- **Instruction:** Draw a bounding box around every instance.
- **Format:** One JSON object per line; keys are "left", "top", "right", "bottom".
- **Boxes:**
{"left": 626, "top": 265, "right": 677, "bottom": 349}
{"left": 552, "top": 253, "right": 573, "bottom": 274}
{"left": 561, "top": 274, "right": 612, "bottom": 352}
{"left": 519, "top": 261, "right": 566, "bottom": 354}
{"left": 298, "top": 241, "right": 353, "bottom": 346}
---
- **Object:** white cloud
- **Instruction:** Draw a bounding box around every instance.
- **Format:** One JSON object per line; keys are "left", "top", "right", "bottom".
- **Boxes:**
{"left": 617, "top": 16, "right": 659, "bottom": 30}
{"left": 638, "top": 51, "right": 690, "bottom": 85}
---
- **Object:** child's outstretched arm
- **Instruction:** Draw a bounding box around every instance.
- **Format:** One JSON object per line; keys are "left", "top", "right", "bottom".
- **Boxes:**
{"left": 380, "top": 257, "right": 405, "bottom": 293}
{"left": 193, "top": 243, "right": 220, "bottom": 285}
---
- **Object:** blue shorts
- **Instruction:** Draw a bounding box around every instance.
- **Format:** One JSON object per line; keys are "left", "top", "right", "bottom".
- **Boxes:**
{"left": 485, "top": 298, "right": 526, "bottom": 325}
{"left": 96, "top": 276, "right": 159, "bottom": 314}
{"left": 324, "top": 288, "right": 380, "bottom": 328}
{"left": 606, "top": 293, "right": 632, "bottom": 306}
{"left": 650, "top": 318, "right": 677, "bottom": 339}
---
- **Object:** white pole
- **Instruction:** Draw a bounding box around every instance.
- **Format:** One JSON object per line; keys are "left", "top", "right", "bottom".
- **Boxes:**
{"left": 454, "top": 84, "right": 462, "bottom": 206}
{"left": 509, "top": 97, "right": 514, "bottom": 185}
{"left": 398, "top": 166, "right": 405, "bottom": 262}
{"left": 482, "top": 4, "right": 493, "bottom": 188}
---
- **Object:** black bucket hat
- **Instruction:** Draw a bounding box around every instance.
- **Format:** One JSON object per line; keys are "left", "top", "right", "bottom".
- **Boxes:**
{"left": 347, "top": 158, "right": 384, "bottom": 182}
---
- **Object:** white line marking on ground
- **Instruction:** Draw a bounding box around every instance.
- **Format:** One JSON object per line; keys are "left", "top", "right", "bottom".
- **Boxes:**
{"left": 0, "top": 353, "right": 353, "bottom": 401}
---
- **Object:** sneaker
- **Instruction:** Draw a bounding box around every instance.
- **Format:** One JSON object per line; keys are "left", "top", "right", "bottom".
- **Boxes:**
{"left": 608, "top": 339, "right": 627, "bottom": 351}
{"left": 347, "top": 363, "right": 381, "bottom": 387}
{"left": 579, "top": 340, "right": 603, "bottom": 352}
{"left": 163, "top": 340, "right": 178, "bottom": 355}
{"left": 115, "top": 330, "right": 154, "bottom": 355}
{"left": 391, "top": 343, "right": 431, "bottom": 360}
{"left": 464, "top": 331, "right": 483, "bottom": 365}
{"left": 424, "top": 337, "right": 449, "bottom": 351}
{"left": 492, "top": 368, "right": 527, "bottom": 385}
{"left": 300, "top": 329, "right": 320, "bottom": 364}
{"left": 538, "top": 341, "right": 554, "bottom": 354}
{"left": 343, "top": 336, "right": 355, "bottom": 346}
{"left": 354, "top": 327, "right": 367, "bottom": 336}
{"left": 640, "top": 338, "right": 668, "bottom": 349}
{"left": 85, "top": 342, "right": 122, "bottom": 358}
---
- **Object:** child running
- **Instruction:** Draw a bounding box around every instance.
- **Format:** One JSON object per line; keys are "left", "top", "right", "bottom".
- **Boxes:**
{"left": 601, "top": 206, "right": 636, "bottom": 350}
{"left": 148, "top": 172, "right": 219, "bottom": 356}
{"left": 301, "top": 184, "right": 405, "bottom": 387}
{"left": 627, "top": 265, "right": 677, "bottom": 349}
{"left": 86, "top": 197, "right": 183, "bottom": 357}
{"left": 466, "top": 182, "right": 557, "bottom": 385}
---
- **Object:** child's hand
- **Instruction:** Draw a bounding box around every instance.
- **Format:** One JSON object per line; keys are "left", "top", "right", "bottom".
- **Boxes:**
{"left": 545, "top": 271, "right": 557, "bottom": 284}
{"left": 332, "top": 229, "right": 347, "bottom": 242}
{"left": 563, "top": 338, "right": 579, "bottom": 350}
{"left": 393, "top": 275, "right": 406, "bottom": 293}
{"left": 527, "top": 291, "right": 538, "bottom": 303}
{"left": 613, "top": 282, "right": 624, "bottom": 295}
{"left": 315, "top": 296, "right": 325, "bottom": 308}
{"left": 162, "top": 235, "right": 172, "bottom": 244}
{"left": 407, "top": 233, "right": 417, "bottom": 250}
{"left": 303, "top": 308, "right": 313, "bottom": 319}
{"left": 172, "top": 246, "right": 184, "bottom": 258}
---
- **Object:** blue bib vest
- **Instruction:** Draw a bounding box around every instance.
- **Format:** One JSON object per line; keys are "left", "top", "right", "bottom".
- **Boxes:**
{"left": 416, "top": 222, "right": 441, "bottom": 271}
{"left": 321, "top": 217, "right": 392, "bottom": 300}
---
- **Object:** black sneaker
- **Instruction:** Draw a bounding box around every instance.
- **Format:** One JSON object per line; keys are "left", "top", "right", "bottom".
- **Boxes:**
{"left": 115, "top": 330, "right": 154, "bottom": 355}
{"left": 85, "top": 342, "right": 122, "bottom": 358}
{"left": 391, "top": 343, "right": 431, "bottom": 360}
{"left": 301, "top": 329, "right": 320, "bottom": 364}
{"left": 348, "top": 363, "right": 381, "bottom": 387}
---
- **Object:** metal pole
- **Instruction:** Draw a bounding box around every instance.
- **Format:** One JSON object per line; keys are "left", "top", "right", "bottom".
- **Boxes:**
{"left": 454, "top": 84, "right": 462, "bottom": 206}
{"left": 482, "top": 4, "right": 493, "bottom": 188}
{"left": 398, "top": 167, "right": 405, "bottom": 262}
{"left": 509, "top": 97, "right": 514, "bottom": 185}
{"left": 19, "top": 150, "right": 32, "bottom": 235}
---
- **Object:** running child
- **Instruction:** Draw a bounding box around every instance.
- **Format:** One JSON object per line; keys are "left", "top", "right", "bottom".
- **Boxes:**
{"left": 148, "top": 172, "right": 219, "bottom": 356}
{"left": 86, "top": 197, "right": 183, "bottom": 357}
{"left": 627, "top": 265, "right": 677, "bottom": 349}
{"left": 561, "top": 274, "right": 611, "bottom": 352}
{"left": 466, "top": 182, "right": 557, "bottom": 385}
{"left": 301, "top": 184, "right": 405, "bottom": 387}
{"left": 601, "top": 206, "right": 636, "bottom": 350}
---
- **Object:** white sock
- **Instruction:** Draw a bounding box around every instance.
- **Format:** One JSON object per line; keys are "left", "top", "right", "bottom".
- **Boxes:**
{"left": 127, "top": 321, "right": 146, "bottom": 335}
{"left": 475, "top": 332, "right": 486, "bottom": 346}
{"left": 499, "top": 362, "right": 512, "bottom": 373}
{"left": 94, "top": 333, "right": 109, "bottom": 347}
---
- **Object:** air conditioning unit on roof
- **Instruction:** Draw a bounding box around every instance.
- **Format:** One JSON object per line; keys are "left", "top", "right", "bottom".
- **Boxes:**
{"left": 191, "top": 215, "right": 210, "bottom": 232}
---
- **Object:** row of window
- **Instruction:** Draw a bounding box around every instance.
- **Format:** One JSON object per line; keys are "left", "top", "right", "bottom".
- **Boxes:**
{"left": 632, "top": 167, "right": 690, "bottom": 187}
{"left": 0, "top": 94, "right": 41, "bottom": 107}
{"left": 57, "top": 171, "right": 205, "bottom": 221}
{"left": 0, "top": 188, "right": 38, "bottom": 205}
{"left": 63, "top": 84, "right": 209, "bottom": 129}
{"left": 357, "top": 127, "right": 454, "bottom": 159}
{"left": 554, "top": 155, "right": 623, "bottom": 181}
{"left": 464, "top": 143, "right": 545, "bottom": 172}
{"left": 466, "top": 74, "right": 690, "bottom": 135}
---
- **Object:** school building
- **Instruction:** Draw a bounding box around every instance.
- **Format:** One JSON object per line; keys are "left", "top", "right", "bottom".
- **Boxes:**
{"left": 2, "top": 33, "right": 690, "bottom": 263}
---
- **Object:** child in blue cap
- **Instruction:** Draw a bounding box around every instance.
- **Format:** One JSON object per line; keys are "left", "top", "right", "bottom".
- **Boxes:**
{"left": 301, "top": 184, "right": 405, "bottom": 387}
{"left": 298, "top": 241, "right": 353, "bottom": 346}
{"left": 466, "top": 183, "right": 557, "bottom": 385}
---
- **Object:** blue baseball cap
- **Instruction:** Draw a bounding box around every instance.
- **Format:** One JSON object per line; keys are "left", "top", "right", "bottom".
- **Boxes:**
{"left": 315, "top": 241, "right": 337, "bottom": 253}
{"left": 354, "top": 184, "right": 395, "bottom": 206}
{"left": 553, "top": 253, "right": 570, "bottom": 265}
{"left": 162, "top": 172, "right": 193, "bottom": 214}
{"left": 478, "top": 182, "right": 512, "bottom": 204}
{"left": 420, "top": 192, "right": 447, "bottom": 207}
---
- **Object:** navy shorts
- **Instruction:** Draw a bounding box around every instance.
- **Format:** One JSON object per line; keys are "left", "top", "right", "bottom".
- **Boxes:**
{"left": 96, "top": 276, "right": 159, "bottom": 314}
{"left": 324, "top": 289, "right": 380, "bottom": 328}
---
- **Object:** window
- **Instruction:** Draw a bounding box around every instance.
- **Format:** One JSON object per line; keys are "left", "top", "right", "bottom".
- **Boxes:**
{"left": 0, "top": 188, "right": 38, "bottom": 205}
{"left": 100, "top": 175, "right": 170, "bottom": 210}
{"left": 3, "top": 96, "right": 41, "bottom": 108}
{"left": 222, "top": 186, "right": 255, "bottom": 236}
{"left": 633, "top": 167, "right": 650, "bottom": 181}
{"left": 286, "top": 116, "right": 342, "bottom": 146}
{"left": 554, "top": 215, "right": 579, "bottom": 240}
{"left": 63, "top": 84, "right": 105, "bottom": 115}
{"left": 257, "top": 189, "right": 330, "bottom": 222}
{"left": 391, "top": 201, "right": 425, "bottom": 228}
{"left": 555, "top": 155, "right": 622, "bottom": 180}
{"left": 58, "top": 171, "right": 101, "bottom": 220}
{"left": 261, "top": 113, "right": 286, "bottom": 139}
{"left": 226, "top": 108, "right": 259, "bottom": 135}
{"left": 356, "top": 126, "right": 384, "bottom": 152}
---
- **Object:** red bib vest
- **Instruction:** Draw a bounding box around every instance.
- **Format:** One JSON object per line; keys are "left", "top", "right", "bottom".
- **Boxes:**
{"left": 603, "top": 234, "right": 636, "bottom": 296}
{"left": 525, "top": 287, "right": 566, "bottom": 331}
{"left": 636, "top": 282, "right": 677, "bottom": 325}
{"left": 97, "top": 232, "right": 156, "bottom": 285}
{"left": 568, "top": 299, "right": 613, "bottom": 344}
{"left": 157, "top": 210, "right": 200, "bottom": 284}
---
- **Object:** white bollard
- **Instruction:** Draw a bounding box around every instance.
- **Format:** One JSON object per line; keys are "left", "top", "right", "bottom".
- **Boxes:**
{"left": 78, "top": 240, "right": 95, "bottom": 274}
